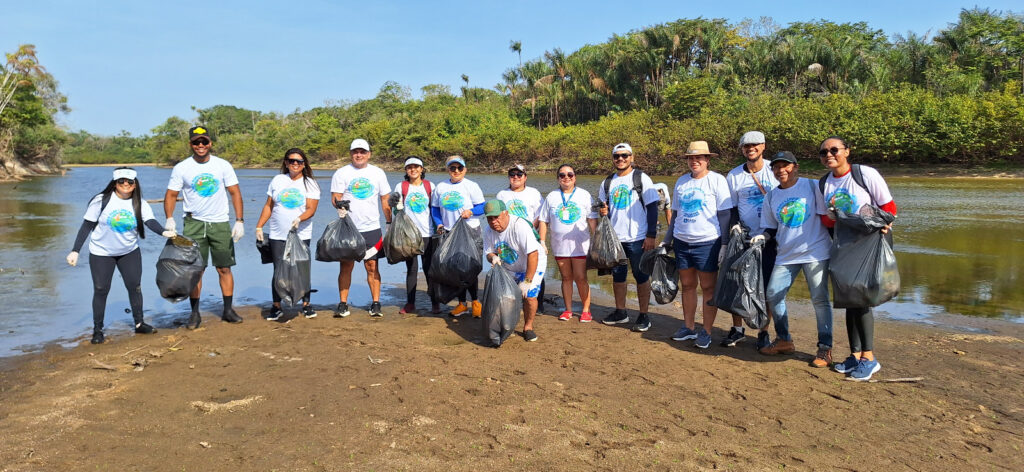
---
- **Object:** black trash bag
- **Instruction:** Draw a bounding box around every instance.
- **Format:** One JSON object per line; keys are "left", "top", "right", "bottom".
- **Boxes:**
{"left": 430, "top": 218, "right": 482, "bottom": 290}
{"left": 274, "top": 230, "right": 311, "bottom": 307}
{"left": 587, "top": 215, "right": 627, "bottom": 270}
{"left": 641, "top": 247, "right": 678, "bottom": 305}
{"left": 383, "top": 206, "right": 424, "bottom": 264}
{"left": 315, "top": 207, "right": 366, "bottom": 262}
{"left": 830, "top": 205, "right": 900, "bottom": 308}
{"left": 256, "top": 237, "right": 273, "bottom": 264}
{"left": 481, "top": 265, "right": 522, "bottom": 347}
{"left": 710, "top": 231, "right": 769, "bottom": 329}
{"left": 155, "top": 235, "right": 205, "bottom": 303}
{"left": 710, "top": 227, "right": 749, "bottom": 308}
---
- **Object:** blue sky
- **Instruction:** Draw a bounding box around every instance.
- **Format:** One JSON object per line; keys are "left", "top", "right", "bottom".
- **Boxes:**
{"left": 2, "top": 1, "right": 1019, "bottom": 135}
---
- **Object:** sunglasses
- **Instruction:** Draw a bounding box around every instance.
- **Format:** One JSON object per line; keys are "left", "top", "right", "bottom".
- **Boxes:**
{"left": 508, "top": 171, "right": 525, "bottom": 178}
{"left": 115, "top": 178, "right": 135, "bottom": 185}
{"left": 286, "top": 158, "right": 305, "bottom": 165}
{"left": 818, "top": 146, "right": 846, "bottom": 157}
{"left": 191, "top": 138, "right": 210, "bottom": 146}
{"left": 448, "top": 165, "right": 465, "bottom": 172}
{"left": 612, "top": 153, "right": 631, "bottom": 160}
{"left": 557, "top": 172, "right": 575, "bottom": 179}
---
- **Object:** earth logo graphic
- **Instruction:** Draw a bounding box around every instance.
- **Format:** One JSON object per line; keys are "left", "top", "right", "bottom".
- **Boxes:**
{"left": 557, "top": 202, "right": 581, "bottom": 224}
{"left": 828, "top": 189, "right": 858, "bottom": 214}
{"left": 107, "top": 209, "right": 136, "bottom": 233}
{"left": 494, "top": 241, "right": 519, "bottom": 265}
{"left": 348, "top": 177, "right": 375, "bottom": 200}
{"left": 610, "top": 184, "right": 633, "bottom": 209}
{"left": 777, "top": 198, "right": 808, "bottom": 228}
{"left": 441, "top": 191, "right": 465, "bottom": 211}
{"left": 406, "top": 192, "right": 428, "bottom": 214}
{"left": 680, "top": 188, "right": 706, "bottom": 217}
{"left": 278, "top": 188, "right": 304, "bottom": 209}
{"left": 507, "top": 199, "right": 528, "bottom": 219}
{"left": 191, "top": 173, "right": 220, "bottom": 197}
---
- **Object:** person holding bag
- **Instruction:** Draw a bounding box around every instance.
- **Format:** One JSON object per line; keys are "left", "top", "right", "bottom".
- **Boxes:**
{"left": 391, "top": 157, "right": 439, "bottom": 314}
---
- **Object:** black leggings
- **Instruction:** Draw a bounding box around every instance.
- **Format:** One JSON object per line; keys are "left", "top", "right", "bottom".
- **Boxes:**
{"left": 89, "top": 248, "right": 143, "bottom": 330}
{"left": 846, "top": 307, "right": 875, "bottom": 352}
{"left": 406, "top": 236, "right": 436, "bottom": 305}
{"left": 270, "top": 238, "right": 311, "bottom": 305}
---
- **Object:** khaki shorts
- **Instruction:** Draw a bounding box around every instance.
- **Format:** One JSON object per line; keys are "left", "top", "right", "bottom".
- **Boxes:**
{"left": 184, "top": 216, "right": 236, "bottom": 268}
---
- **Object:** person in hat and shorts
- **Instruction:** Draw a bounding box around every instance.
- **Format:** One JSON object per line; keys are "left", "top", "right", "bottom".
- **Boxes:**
{"left": 483, "top": 200, "right": 546, "bottom": 342}
{"left": 496, "top": 163, "right": 546, "bottom": 310}
{"left": 163, "top": 126, "right": 245, "bottom": 329}
{"left": 430, "top": 155, "right": 486, "bottom": 316}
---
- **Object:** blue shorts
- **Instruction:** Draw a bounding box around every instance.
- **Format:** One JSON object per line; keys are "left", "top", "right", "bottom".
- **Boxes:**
{"left": 611, "top": 239, "right": 650, "bottom": 284}
{"left": 673, "top": 238, "right": 722, "bottom": 272}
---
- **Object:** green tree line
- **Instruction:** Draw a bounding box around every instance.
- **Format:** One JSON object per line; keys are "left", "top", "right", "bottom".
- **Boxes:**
{"left": 0, "top": 44, "right": 67, "bottom": 179}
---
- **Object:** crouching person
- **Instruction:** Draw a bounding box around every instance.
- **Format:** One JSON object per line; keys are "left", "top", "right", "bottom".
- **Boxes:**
{"left": 483, "top": 200, "right": 546, "bottom": 342}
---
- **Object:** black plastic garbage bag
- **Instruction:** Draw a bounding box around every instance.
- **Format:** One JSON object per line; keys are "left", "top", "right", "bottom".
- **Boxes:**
{"left": 587, "top": 215, "right": 627, "bottom": 270}
{"left": 256, "top": 237, "right": 273, "bottom": 264}
{"left": 640, "top": 247, "right": 678, "bottom": 305}
{"left": 711, "top": 231, "right": 769, "bottom": 329}
{"left": 830, "top": 206, "right": 900, "bottom": 308}
{"left": 383, "top": 206, "right": 424, "bottom": 264}
{"left": 712, "top": 227, "right": 749, "bottom": 301}
{"left": 315, "top": 214, "right": 366, "bottom": 262}
{"left": 481, "top": 265, "right": 522, "bottom": 347}
{"left": 430, "top": 218, "right": 482, "bottom": 290}
{"left": 274, "top": 230, "right": 311, "bottom": 307}
{"left": 155, "top": 235, "right": 205, "bottom": 303}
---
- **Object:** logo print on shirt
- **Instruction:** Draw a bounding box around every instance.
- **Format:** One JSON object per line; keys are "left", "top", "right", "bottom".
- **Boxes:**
{"left": 348, "top": 177, "right": 375, "bottom": 200}
{"left": 745, "top": 188, "right": 765, "bottom": 208}
{"left": 278, "top": 188, "right": 304, "bottom": 209}
{"left": 406, "top": 192, "right": 428, "bottom": 214}
{"left": 494, "top": 241, "right": 519, "bottom": 265}
{"left": 610, "top": 184, "right": 632, "bottom": 209}
{"left": 440, "top": 191, "right": 465, "bottom": 211}
{"left": 506, "top": 199, "right": 528, "bottom": 220}
{"left": 107, "top": 209, "right": 136, "bottom": 233}
{"left": 192, "top": 173, "right": 220, "bottom": 197}
{"left": 777, "top": 198, "right": 808, "bottom": 228}
{"left": 827, "top": 189, "right": 858, "bottom": 214}
{"left": 679, "top": 188, "right": 706, "bottom": 218}
{"left": 557, "top": 202, "right": 582, "bottom": 224}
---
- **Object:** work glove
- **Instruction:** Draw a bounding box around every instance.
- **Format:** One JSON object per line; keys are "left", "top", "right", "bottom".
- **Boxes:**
{"left": 827, "top": 207, "right": 838, "bottom": 221}
{"left": 231, "top": 221, "right": 245, "bottom": 243}
{"left": 164, "top": 218, "right": 176, "bottom": 234}
{"left": 161, "top": 227, "right": 177, "bottom": 238}
{"left": 518, "top": 281, "right": 533, "bottom": 298}
{"left": 730, "top": 224, "right": 744, "bottom": 235}
{"left": 291, "top": 218, "right": 301, "bottom": 229}
{"left": 750, "top": 234, "right": 766, "bottom": 245}
{"left": 66, "top": 251, "right": 79, "bottom": 267}
{"left": 255, "top": 227, "right": 265, "bottom": 243}
{"left": 388, "top": 192, "right": 402, "bottom": 209}
{"left": 337, "top": 207, "right": 348, "bottom": 219}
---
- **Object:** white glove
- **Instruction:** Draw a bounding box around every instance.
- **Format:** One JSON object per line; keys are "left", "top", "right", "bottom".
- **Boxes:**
{"left": 161, "top": 228, "right": 177, "bottom": 238}
{"left": 231, "top": 221, "right": 245, "bottom": 243}
{"left": 491, "top": 256, "right": 502, "bottom": 267}
{"left": 730, "top": 224, "right": 744, "bottom": 235}
{"left": 66, "top": 251, "right": 79, "bottom": 267}
{"left": 827, "top": 207, "right": 838, "bottom": 221}
{"left": 337, "top": 208, "right": 348, "bottom": 219}
{"left": 164, "top": 218, "right": 176, "bottom": 234}
{"left": 518, "top": 281, "right": 532, "bottom": 298}
{"left": 290, "top": 218, "right": 301, "bottom": 229}
{"left": 255, "top": 227, "right": 265, "bottom": 243}
{"left": 751, "top": 234, "right": 766, "bottom": 245}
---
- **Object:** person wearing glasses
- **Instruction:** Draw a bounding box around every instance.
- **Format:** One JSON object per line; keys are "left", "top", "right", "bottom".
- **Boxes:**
{"left": 329, "top": 139, "right": 392, "bottom": 318}
{"left": 67, "top": 167, "right": 173, "bottom": 344}
{"left": 163, "top": 126, "right": 245, "bottom": 329}
{"left": 255, "top": 148, "right": 321, "bottom": 321}
{"left": 496, "top": 164, "right": 546, "bottom": 309}
{"left": 391, "top": 156, "right": 439, "bottom": 314}
{"left": 597, "top": 143, "right": 661, "bottom": 332}
{"left": 430, "top": 155, "right": 485, "bottom": 317}
{"left": 538, "top": 164, "right": 598, "bottom": 322}
{"left": 818, "top": 136, "right": 897, "bottom": 381}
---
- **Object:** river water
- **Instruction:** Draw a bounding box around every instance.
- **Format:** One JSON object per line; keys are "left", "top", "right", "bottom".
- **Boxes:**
{"left": 1, "top": 167, "right": 1021, "bottom": 356}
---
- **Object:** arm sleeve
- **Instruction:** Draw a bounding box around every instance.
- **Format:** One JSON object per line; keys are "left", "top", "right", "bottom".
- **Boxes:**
{"left": 471, "top": 203, "right": 485, "bottom": 216}
{"left": 821, "top": 215, "right": 835, "bottom": 229}
{"left": 430, "top": 206, "right": 443, "bottom": 228}
{"left": 645, "top": 201, "right": 660, "bottom": 238}
{"left": 222, "top": 161, "right": 239, "bottom": 187}
{"left": 663, "top": 211, "right": 677, "bottom": 245}
{"left": 763, "top": 228, "right": 778, "bottom": 240}
{"left": 144, "top": 219, "right": 165, "bottom": 234}
{"left": 72, "top": 220, "right": 97, "bottom": 252}
{"left": 716, "top": 209, "right": 731, "bottom": 240}
{"left": 728, "top": 207, "right": 739, "bottom": 229}
{"left": 880, "top": 200, "right": 898, "bottom": 216}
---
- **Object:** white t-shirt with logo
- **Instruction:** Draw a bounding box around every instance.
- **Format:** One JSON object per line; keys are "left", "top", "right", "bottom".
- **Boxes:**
{"left": 761, "top": 178, "right": 831, "bottom": 265}
{"left": 431, "top": 178, "right": 485, "bottom": 230}
{"left": 266, "top": 174, "right": 321, "bottom": 241}
{"left": 821, "top": 165, "right": 894, "bottom": 215}
{"left": 330, "top": 164, "right": 390, "bottom": 232}
{"left": 496, "top": 187, "right": 543, "bottom": 223}
{"left": 539, "top": 188, "right": 597, "bottom": 257}
{"left": 671, "top": 172, "right": 734, "bottom": 243}
{"left": 596, "top": 170, "right": 660, "bottom": 243}
{"left": 483, "top": 215, "right": 543, "bottom": 275}
{"left": 726, "top": 162, "right": 779, "bottom": 234}
{"left": 393, "top": 181, "right": 433, "bottom": 237}
{"left": 167, "top": 155, "right": 239, "bottom": 223}
{"left": 83, "top": 194, "right": 156, "bottom": 257}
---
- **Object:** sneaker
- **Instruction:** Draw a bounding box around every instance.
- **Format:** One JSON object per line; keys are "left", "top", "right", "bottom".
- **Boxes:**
{"left": 302, "top": 305, "right": 317, "bottom": 319}
{"left": 450, "top": 303, "right": 468, "bottom": 317}
{"left": 399, "top": 303, "right": 416, "bottom": 314}
{"left": 695, "top": 329, "right": 712, "bottom": 349}
{"left": 811, "top": 348, "right": 833, "bottom": 368}
{"left": 186, "top": 311, "right": 201, "bottom": 330}
{"left": 755, "top": 331, "right": 771, "bottom": 350}
{"left": 471, "top": 300, "right": 482, "bottom": 318}
{"left": 833, "top": 355, "right": 860, "bottom": 374}
{"left": 849, "top": 359, "right": 881, "bottom": 381}
{"left": 759, "top": 339, "right": 796, "bottom": 355}
{"left": 334, "top": 302, "right": 351, "bottom": 318}
{"left": 631, "top": 313, "right": 651, "bottom": 332}
{"left": 134, "top": 322, "right": 157, "bottom": 334}
{"left": 91, "top": 330, "right": 104, "bottom": 344}
{"left": 601, "top": 309, "right": 630, "bottom": 325}
{"left": 559, "top": 311, "right": 573, "bottom": 321}
{"left": 523, "top": 330, "right": 538, "bottom": 342}
{"left": 222, "top": 308, "right": 243, "bottom": 323}
{"left": 672, "top": 326, "right": 697, "bottom": 341}
{"left": 369, "top": 302, "right": 383, "bottom": 318}
{"left": 720, "top": 327, "right": 745, "bottom": 347}
{"left": 267, "top": 306, "right": 284, "bottom": 321}
{"left": 579, "top": 312, "right": 593, "bottom": 323}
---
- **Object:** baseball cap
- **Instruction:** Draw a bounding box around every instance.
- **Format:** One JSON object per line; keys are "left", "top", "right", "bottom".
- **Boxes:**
{"left": 446, "top": 156, "right": 466, "bottom": 167}
{"left": 508, "top": 164, "right": 526, "bottom": 174}
{"left": 769, "top": 151, "right": 798, "bottom": 166}
{"left": 739, "top": 131, "right": 766, "bottom": 146}
{"left": 483, "top": 199, "right": 506, "bottom": 217}
{"left": 350, "top": 139, "right": 370, "bottom": 151}
{"left": 404, "top": 157, "right": 424, "bottom": 167}
{"left": 112, "top": 168, "right": 137, "bottom": 181}
{"left": 189, "top": 126, "right": 210, "bottom": 142}
{"left": 612, "top": 143, "right": 633, "bottom": 155}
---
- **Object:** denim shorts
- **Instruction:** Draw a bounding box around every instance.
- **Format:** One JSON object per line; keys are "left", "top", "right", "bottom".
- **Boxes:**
{"left": 673, "top": 238, "right": 722, "bottom": 272}
{"left": 611, "top": 239, "right": 649, "bottom": 284}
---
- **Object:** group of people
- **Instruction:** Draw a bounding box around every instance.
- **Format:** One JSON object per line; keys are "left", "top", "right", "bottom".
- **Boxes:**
{"left": 67, "top": 126, "right": 896, "bottom": 381}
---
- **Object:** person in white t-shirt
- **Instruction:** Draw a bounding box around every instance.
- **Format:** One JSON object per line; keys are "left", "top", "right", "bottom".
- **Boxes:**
{"left": 67, "top": 168, "right": 173, "bottom": 344}
{"left": 754, "top": 151, "right": 833, "bottom": 369}
{"left": 329, "top": 138, "right": 392, "bottom": 318}
{"left": 255, "top": 148, "right": 321, "bottom": 321}
{"left": 484, "top": 200, "right": 546, "bottom": 342}
{"left": 496, "top": 164, "right": 547, "bottom": 310}
{"left": 430, "top": 155, "right": 486, "bottom": 317}
{"left": 163, "top": 126, "right": 245, "bottom": 329}
{"left": 665, "top": 141, "right": 734, "bottom": 349}
{"left": 389, "top": 156, "right": 440, "bottom": 314}
{"left": 538, "top": 164, "right": 598, "bottom": 322}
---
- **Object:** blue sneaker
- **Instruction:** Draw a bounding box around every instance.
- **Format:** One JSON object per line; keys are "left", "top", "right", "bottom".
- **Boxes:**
{"left": 672, "top": 326, "right": 697, "bottom": 341}
{"left": 695, "top": 329, "right": 712, "bottom": 349}
{"left": 833, "top": 355, "right": 860, "bottom": 374}
{"left": 849, "top": 359, "right": 881, "bottom": 381}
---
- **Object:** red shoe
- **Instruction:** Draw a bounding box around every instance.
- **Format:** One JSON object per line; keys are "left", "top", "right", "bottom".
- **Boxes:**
{"left": 399, "top": 303, "right": 416, "bottom": 314}
{"left": 580, "top": 312, "right": 593, "bottom": 323}
{"left": 559, "top": 311, "right": 573, "bottom": 321}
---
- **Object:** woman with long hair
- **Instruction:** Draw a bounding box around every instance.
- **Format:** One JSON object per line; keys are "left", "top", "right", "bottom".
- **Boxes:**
{"left": 538, "top": 164, "right": 598, "bottom": 322}
{"left": 255, "top": 148, "right": 321, "bottom": 320}
{"left": 391, "top": 157, "right": 439, "bottom": 313}
{"left": 66, "top": 167, "right": 171, "bottom": 344}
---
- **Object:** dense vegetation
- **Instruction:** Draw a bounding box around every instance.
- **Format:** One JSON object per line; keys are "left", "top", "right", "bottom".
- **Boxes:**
{"left": 14, "top": 8, "right": 1024, "bottom": 173}
{"left": 0, "top": 45, "right": 68, "bottom": 179}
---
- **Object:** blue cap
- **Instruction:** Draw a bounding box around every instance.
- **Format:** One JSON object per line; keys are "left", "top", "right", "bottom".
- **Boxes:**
{"left": 446, "top": 156, "right": 466, "bottom": 167}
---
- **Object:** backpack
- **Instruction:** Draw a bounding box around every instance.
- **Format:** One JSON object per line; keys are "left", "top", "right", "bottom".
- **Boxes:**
{"left": 818, "top": 164, "right": 873, "bottom": 206}
{"left": 602, "top": 168, "right": 647, "bottom": 209}
{"left": 401, "top": 180, "right": 432, "bottom": 199}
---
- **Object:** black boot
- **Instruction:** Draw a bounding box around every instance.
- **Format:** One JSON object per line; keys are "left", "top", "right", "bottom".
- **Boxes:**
{"left": 186, "top": 311, "right": 201, "bottom": 330}
{"left": 135, "top": 322, "right": 157, "bottom": 334}
{"left": 222, "top": 307, "right": 243, "bottom": 323}
{"left": 91, "top": 329, "right": 104, "bottom": 344}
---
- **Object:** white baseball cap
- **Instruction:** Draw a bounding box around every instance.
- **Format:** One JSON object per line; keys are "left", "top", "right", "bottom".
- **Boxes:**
{"left": 350, "top": 138, "right": 370, "bottom": 151}
{"left": 739, "top": 131, "right": 765, "bottom": 146}
{"left": 612, "top": 143, "right": 633, "bottom": 155}
{"left": 112, "top": 168, "right": 137, "bottom": 181}
{"left": 404, "top": 157, "right": 424, "bottom": 167}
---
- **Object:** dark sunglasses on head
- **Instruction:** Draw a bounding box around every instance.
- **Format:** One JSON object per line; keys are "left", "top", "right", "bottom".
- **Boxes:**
{"left": 508, "top": 171, "right": 525, "bottom": 178}
{"left": 557, "top": 172, "right": 575, "bottom": 179}
{"left": 818, "top": 146, "right": 846, "bottom": 157}
{"left": 448, "top": 165, "right": 465, "bottom": 172}
{"left": 612, "top": 153, "right": 631, "bottom": 160}
{"left": 191, "top": 138, "right": 210, "bottom": 146}
{"left": 115, "top": 178, "right": 135, "bottom": 185}
{"left": 286, "top": 158, "right": 305, "bottom": 165}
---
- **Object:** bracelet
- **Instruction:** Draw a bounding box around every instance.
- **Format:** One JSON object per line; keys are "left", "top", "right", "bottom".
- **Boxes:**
{"left": 236, "top": 219, "right": 244, "bottom": 223}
